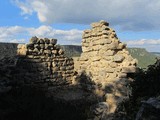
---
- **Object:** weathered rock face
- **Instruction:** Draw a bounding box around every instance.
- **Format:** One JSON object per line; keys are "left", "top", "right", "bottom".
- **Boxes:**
{"left": 17, "top": 37, "right": 74, "bottom": 86}
{"left": 78, "top": 20, "right": 137, "bottom": 114}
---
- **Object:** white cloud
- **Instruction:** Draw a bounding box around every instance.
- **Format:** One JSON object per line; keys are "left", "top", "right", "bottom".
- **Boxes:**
{"left": 0, "top": 26, "right": 26, "bottom": 41}
{"left": 10, "top": 39, "right": 25, "bottom": 43}
{"left": 13, "top": 0, "right": 160, "bottom": 31}
{"left": 127, "top": 39, "right": 160, "bottom": 46}
{"left": 124, "top": 39, "right": 160, "bottom": 52}
{"left": 0, "top": 25, "right": 83, "bottom": 44}
{"left": 13, "top": 0, "right": 33, "bottom": 15}
{"left": 28, "top": 26, "right": 83, "bottom": 42}
{"left": 1, "top": 25, "right": 160, "bottom": 52}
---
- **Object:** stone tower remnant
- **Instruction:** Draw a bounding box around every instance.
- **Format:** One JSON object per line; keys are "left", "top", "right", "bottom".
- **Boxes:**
{"left": 78, "top": 20, "right": 137, "bottom": 113}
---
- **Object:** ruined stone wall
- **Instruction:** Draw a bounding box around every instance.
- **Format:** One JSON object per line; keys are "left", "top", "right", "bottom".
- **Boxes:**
{"left": 17, "top": 37, "right": 74, "bottom": 86}
{"left": 78, "top": 20, "right": 137, "bottom": 113}
{"left": 79, "top": 20, "right": 137, "bottom": 84}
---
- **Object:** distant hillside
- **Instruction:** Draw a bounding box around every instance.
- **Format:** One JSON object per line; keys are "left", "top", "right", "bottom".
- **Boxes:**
{"left": 61, "top": 45, "right": 157, "bottom": 69}
{"left": 60, "top": 45, "right": 82, "bottom": 57}
{"left": 127, "top": 48, "right": 157, "bottom": 68}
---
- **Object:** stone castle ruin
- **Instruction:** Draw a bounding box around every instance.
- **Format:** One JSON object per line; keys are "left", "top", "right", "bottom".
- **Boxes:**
{"left": 17, "top": 20, "right": 137, "bottom": 118}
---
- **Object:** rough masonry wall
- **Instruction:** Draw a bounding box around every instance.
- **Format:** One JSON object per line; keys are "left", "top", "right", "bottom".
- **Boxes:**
{"left": 79, "top": 20, "right": 137, "bottom": 86}
{"left": 17, "top": 37, "right": 74, "bottom": 86}
{"left": 78, "top": 20, "right": 137, "bottom": 113}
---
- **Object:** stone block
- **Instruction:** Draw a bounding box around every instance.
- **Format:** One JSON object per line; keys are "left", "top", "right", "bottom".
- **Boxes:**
{"left": 105, "top": 68, "right": 115, "bottom": 73}
{"left": 92, "top": 45, "right": 102, "bottom": 51}
{"left": 82, "top": 42, "right": 89, "bottom": 47}
{"left": 109, "top": 62, "right": 117, "bottom": 68}
{"left": 27, "top": 55, "right": 34, "bottom": 59}
{"left": 60, "top": 67, "right": 66, "bottom": 71}
{"left": 91, "top": 22, "right": 99, "bottom": 28}
{"left": 108, "top": 73, "right": 117, "bottom": 78}
{"left": 102, "top": 34, "right": 109, "bottom": 39}
{"left": 82, "top": 46, "right": 90, "bottom": 52}
{"left": 105, "top": 94, "right": 116, "bottom": 104}
{"left": 91, "top": 56, "right": 101, "bottom": 62}
{"left": 117, "top": 43, "right": 125, "bottom": 49}
{"left": 17, "top": 44, "right": 24, "bottom": 49}
{"left": 44, "top": 38, "right": 50, "bottom": 44}
{"left": 122, "top": 61, "right": 131, "bottom": 66}
{"left": 113, "top": 55, "right": 124, "bottom": 62}
{"left": 118, "top": 73, "right": 127, "bottom": 78}
{"left": 103, "top": 56, "right": 113, "bottom": 61}
{"left": 38, "top": 39, "right": 45, "bottom": 44}
{"left": 39, "top": 44, "right": 45, "bottom": 49}
{"left": 79, "top": 56, "right": 88, "bottom": 61}
{"left": 84, "top": 29, "right": 91, "bottom": 33}
{"left": 94, "top": 38, "right": 112, "bottom": 45}
{"left": 100, "top": 20, "right": 109, "bottom": 26}
{"left": 109, "top": 42, "right": 119, "bottom": 50}
{"left": 105, "top": 50, "right": 115, "bottom": 56}
{"left": 30, "top": 36, "right": 38, "bottom": 44}
{"left": 17, "top": 44, "right": 27, "bottom": 56}
{"left": 50, "top": 38, "right": 57, "bottom": 45}
{"left": 90, "top": 51, "right": 98, "bottom": 56}
{"left": 33, "top": 56, "right": 40, "bottom": 59}
{"left": 131, "top": 59, "right": 138, "bottom": 65}
{"left": 26, "top": 43, "right": 34, "bottom": 50}
{"left": 99, "top": 70, "right": 107, "bottom": 77}
{"left": 121, "top": 67, "right": 136, "bottom": 73}
{"left": 52, "top": 62, "right": 57, "bottom": 67}
{"left": 52, "top": 67, "right": 60, "bottom": 71}
{"left": 101, "top": 25, "right": 110, "bottom": 31}
{"left": 33, "top": 48, "right": 39, "bottom": 53}
{"left": 58, "top": 49, "right": 64, "bottom": 55}
{"left": 52, "top": 50, "right": 58, "bottom": 54}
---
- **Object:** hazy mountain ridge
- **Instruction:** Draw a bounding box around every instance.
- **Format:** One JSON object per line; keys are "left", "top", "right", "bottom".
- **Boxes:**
{"left": 60, "top": 45, "right": 82, "bottom": 57}
{"left": 127, "top": 48, "right": 157, "bottom": 68}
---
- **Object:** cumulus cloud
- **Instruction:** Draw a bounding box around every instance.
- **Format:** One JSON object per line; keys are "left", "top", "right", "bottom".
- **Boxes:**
{"left": 0, "top": 25, "right": 82, "bottom": 44}
{"left": 13, "top": 0, "right": 160, "bottom": 31}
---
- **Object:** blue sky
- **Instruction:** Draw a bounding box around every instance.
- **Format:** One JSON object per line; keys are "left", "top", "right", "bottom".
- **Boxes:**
{"left": 0, "top": 0, "right": 160, "bottom": 52}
